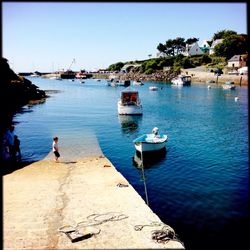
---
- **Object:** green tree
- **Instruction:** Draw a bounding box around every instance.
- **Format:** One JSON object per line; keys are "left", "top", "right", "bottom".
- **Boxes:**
{"left": 185, "top": 37, "right": 199, "bottom": 45}
{"left": 174, "top": 37, "right": 186, "bottom": 55}
{"left": 157, "top": 43, "right": 167, "bottom": 56}
{"left": 214, "top": 34, "right": 248, "bottom": 59}
{"left": 212, "top": 29, "right": 237, "bottom": 41}
{"left": 108, "top": 62, "right": 124, "bottom": 71}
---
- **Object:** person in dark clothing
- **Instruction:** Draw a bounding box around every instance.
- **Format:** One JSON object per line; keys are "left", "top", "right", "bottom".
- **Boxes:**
{"left": 13, "top": 135, "right": 21, "bottom": 161}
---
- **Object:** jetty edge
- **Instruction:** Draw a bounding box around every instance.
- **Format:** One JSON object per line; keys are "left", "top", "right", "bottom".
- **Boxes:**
{"left": 4, "top": 155, "right": 185, "bottom": 249}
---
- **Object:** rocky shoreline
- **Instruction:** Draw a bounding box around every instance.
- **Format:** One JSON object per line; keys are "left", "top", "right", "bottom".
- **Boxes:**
{"left": 0, "top": 58, "right": 47, "bottom": 163}
{"left": 93, "top": 69, "right": 248, "bottom": 86}
{"left": 118, "top": 71, "right": 179, "bottom": 82}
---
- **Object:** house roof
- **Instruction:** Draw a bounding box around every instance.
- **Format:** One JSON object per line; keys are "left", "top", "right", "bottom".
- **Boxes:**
{"left": 211, "top": 39, "right": 223, "bottom": 48}
{"left": 228, "top": 55, "right": 241, "bottom": 62}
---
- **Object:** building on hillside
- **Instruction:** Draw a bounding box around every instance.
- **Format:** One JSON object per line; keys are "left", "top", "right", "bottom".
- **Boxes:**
{"left": 199, "top": 39, "right": 212, "bottom": 54}
{"left": 209, "top": 39, "right": 223, "bottom": 55}
{"left": 156, "top": 52, "right": 167, "bottom": 58}
{"left": 182, "top": 42, "right": 204, "bottom": 56}
{"left": 120, "top": 64, "right": 141, "bottom": 73}
{"left": 227, "top": 55, "right": 247, "bottom": 69}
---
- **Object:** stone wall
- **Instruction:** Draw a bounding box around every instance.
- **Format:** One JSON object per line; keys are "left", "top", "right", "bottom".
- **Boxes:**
{"left": 181, "top": 69, "right": 248, "bottom": 86}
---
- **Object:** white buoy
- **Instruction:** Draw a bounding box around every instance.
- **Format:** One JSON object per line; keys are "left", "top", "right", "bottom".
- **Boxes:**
{"left": 207, "top": 85, "right": 211, "bottom": 89}
{"left": 235, "top": 97, "right": 239, "bottom": 102}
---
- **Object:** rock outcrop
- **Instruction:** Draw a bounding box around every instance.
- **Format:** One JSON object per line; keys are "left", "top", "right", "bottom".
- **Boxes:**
{"left": 0, "top": 57, "right": 47, "bottom": 149}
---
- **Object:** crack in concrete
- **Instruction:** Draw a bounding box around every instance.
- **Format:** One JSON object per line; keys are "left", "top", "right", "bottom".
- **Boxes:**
{"left": 46, "top": 163, "right": 76, "bottom": 248}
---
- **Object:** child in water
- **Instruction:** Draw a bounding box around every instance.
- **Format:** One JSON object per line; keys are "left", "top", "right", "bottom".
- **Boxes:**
{"left": 52, "top": 137, "right": 60, "bottom": 162}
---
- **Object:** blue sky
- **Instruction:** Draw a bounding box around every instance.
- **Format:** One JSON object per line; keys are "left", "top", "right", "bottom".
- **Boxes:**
{"left": 2, "top": 2, "right": 247, "bottom": 73}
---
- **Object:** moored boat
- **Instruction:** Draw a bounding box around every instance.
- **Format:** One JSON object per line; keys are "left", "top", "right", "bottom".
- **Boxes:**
{"left": 133, "top": 80, "right": 144, "bottom": 86}
{"left": 117, "top": 80, "right": 131, "bottom": 87}
{"left": 149, "top": 86, "right": 158, "bottom": 91}
{"left": 133, "top": 127, "right": 168, "bottom": 153}
{"left": 171, "top": 75, "right": 191, "bottom": 86}
{"left": 222, "top": 81, "right": 236, "bottom": 90}
{"left": 117, "top": 87, "right": 142, "bottom": 115}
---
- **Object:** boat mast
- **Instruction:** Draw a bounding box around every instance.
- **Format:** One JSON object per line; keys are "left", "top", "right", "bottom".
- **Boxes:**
{"left": 68, "top": 58, "right": 76, "bottom": 71}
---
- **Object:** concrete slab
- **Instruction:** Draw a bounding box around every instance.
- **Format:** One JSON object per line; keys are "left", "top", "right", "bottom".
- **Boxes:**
{"left": 4, "top": 135, "right": 185, "bottom": 249}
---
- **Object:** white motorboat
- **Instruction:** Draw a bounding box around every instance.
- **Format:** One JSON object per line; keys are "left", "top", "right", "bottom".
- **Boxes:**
{"left": 222, "top": 81, "right": 236, "bottom": 90}
{"left": 133, "top": 127, "right": 168, "bottom": 153}
{"left": 171, "top": 75, "right": 191, "bottom": 86}
{"left": 30, "top": 73, "right": 39, "bottom": 77}
{"left": 117, "top": 87, "right": 142, "bottom": 115}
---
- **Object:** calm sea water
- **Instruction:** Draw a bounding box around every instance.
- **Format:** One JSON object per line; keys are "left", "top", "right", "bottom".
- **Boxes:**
{"left": 13, "top": 77, "right": 249, "bottom": 249}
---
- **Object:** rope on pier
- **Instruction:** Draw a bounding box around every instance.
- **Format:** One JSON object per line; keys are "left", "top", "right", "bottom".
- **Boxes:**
{"left": 134, "top": 221, "right": 184, "bottom": 247}
{"left": 58, "top": 212, "right": 128, "bottom": 233}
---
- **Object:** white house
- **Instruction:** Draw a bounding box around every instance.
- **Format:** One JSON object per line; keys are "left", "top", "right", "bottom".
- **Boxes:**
{"left": 227, "top": 55, "right": 247, "bottom": 68}
{"left": 209, "top": 39, "right": 223, "bottom": 55}
{"left": 182, "top": 42, "right": 204, "bottom": 56}
{"left": 199, "top": 39, "right": 212, "bottom": 54}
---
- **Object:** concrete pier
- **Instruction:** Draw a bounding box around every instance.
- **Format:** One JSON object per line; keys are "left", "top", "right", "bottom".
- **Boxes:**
{"left": 4, "top": 134, "right": 184, "bottom": 249}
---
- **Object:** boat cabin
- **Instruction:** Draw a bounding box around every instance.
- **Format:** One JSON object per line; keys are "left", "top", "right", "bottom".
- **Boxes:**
{"left": 180, "top": 75, "right": 191, "bottom": 82}
{"left": 120, "top": 90, "right": 139, "bottom": 105}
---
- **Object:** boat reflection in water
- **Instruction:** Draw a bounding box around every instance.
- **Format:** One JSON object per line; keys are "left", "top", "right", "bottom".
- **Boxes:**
{"left": 118, "top": 115, "right": 142, "bottom": 134}
{"left": 132, "top": 147, "right": 167, "bottom": 169}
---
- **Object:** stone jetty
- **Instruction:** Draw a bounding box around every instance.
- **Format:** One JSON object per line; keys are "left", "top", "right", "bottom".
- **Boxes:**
{"left": 4, "top": 134, "right": 185, "bottom": 249}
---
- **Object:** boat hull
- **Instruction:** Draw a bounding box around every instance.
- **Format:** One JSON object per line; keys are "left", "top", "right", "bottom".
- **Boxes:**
{"left": 118, "top": 101, "right": 142, "bottom": 115}
{"left": 133, "top": 134, "right": 168, "bottom": 153}
{"left": 222, "top": 85, "right": 236, "bottom": 90}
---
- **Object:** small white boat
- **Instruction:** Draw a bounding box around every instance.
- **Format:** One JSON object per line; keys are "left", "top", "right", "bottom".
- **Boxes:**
{"left": 133, "top": 127, "right": 168, "bottom": 153}
{"left": 133, "top": 80, "right": 144, "bottom": 85}
{"left": 118, "top": 87, "right": 142, "bottom": 115}
{"left": 149, "top": 86, "right": 158, "bottom": 91}
{"left": 171, "top": 75, "right": 191, "bottom": 86}
{"left": 30, "top": 73, "right": 39, "bottom": 77}
{"left": 222, "top": 81, "right": 236, "bottom": 90}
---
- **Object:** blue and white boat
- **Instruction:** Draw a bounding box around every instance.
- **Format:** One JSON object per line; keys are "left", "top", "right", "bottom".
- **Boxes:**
{"left": 133, "top": 128, "right": 168, "bottom": 153}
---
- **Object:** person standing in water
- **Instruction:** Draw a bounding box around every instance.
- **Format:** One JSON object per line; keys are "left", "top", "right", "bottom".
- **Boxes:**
{"left": 52, "top": 136, "right": 60, "bottom": 162}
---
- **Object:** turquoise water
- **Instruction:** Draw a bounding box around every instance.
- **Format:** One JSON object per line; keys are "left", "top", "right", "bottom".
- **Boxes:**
{"left": 13, "top": 77, "right": 249, "bottom": 249}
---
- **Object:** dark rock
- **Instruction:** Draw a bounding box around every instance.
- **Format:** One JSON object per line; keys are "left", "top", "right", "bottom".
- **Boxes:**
{"left": 0, "top": 57, "right": 48, "bottom": 161}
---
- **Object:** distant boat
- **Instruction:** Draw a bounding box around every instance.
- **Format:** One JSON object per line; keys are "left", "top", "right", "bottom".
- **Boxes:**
{"left": 222, "top": 81, "right": 236, "bottom": 90}
{"left": 133, "top": 80, "right": 144, "bottom": 86}
{"left": 206, "top": 80, "right": 215, "bottom": 84}
{"left": 171, "top": 75, "right": 191, "bottom": 86}
{"left": 117, "top": 80, "right": 131, "bottom": 87}
{"left": 133, "top": 127, "right": 168, "bottom": 153}
{"left": 30, "top": 73, "right": 39, "bottom": 77}
{"left": 117, "top": 87, "right": 142, "bottom": 115}
{"left": 49, "top": 76, "right": 61, "bottom": 80}
{"left": 149, "top": 86, "right": 158, "bottom": 91}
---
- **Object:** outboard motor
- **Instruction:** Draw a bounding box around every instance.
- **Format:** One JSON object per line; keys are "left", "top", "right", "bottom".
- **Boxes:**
{"left": 152, "top": 127, "right": 159, "bottom": 136}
